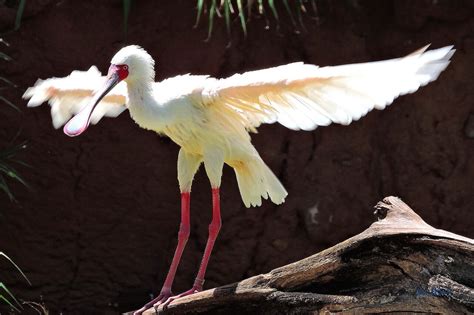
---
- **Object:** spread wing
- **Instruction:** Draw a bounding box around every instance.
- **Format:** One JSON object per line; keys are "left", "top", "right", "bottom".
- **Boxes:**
{"left": 23, "top": 66, "right": 127, "bottom": 128}
{"left": 204, "top": 45, "right": 454, "bottom": 131}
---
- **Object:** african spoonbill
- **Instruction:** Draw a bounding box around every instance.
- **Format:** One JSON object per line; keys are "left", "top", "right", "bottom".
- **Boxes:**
{"left": 24, "top": 44, "right": 454, "bottom": 313}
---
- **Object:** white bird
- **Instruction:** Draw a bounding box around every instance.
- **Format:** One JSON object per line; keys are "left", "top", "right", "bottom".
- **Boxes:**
{"left": 23, "top": 44, "right": 454, "bottom": 313}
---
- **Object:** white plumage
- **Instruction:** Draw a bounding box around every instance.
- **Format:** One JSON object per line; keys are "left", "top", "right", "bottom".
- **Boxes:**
{"left": 24, "top": 44, "right": 454, "bottom": 207}
{"left": 24, "top": 66, "right": 128, "bottom": 128}
{"left": 207, "top": 44, "right": 454, "bottom": 131}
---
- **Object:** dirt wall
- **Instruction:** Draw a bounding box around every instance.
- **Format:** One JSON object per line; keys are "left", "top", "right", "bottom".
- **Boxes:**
{"left": 0, "top": 0, "right": 473, "bottom": 314}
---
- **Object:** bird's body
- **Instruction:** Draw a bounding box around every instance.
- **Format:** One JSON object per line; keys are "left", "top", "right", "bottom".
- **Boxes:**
{"left": 129, "top": 75, "right": 241, "bottom": 156}
{"left": 24, "top": 44, "right": 454, "bottom": 313}
{"left": 123, "top": 72, "right": 287, "bottom": 205}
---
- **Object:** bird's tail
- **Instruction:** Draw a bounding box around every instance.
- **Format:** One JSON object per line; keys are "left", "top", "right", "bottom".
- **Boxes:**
{"left": 233, "top": 157, "right": 288, "bottom": 208}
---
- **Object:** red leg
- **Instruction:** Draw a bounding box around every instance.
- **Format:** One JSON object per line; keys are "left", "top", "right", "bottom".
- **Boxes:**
{"left": 158, "top": 187, "right": 222, "bottom": 309}
{"left": 193, "top": 187, "right": 221, "bottom": 289}
{"left": 133, "top": 192, "right": 191, "bottom": 315}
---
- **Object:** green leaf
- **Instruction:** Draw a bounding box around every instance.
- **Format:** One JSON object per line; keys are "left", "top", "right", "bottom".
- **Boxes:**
{"left": 14, "top": 0, "right": 26, "bottom": 31}
{"left": 0, "top": 52, "right": 12, "bottom": 61}
{"left": 0, "top": 140, "right": 30, "bottom": 200}
{"left": 194, "top": 0, "right": 205, "bottom": 28}
{"left": 224, "top": 0, "right": 231, "bottom": 37}
{"left": 0, "top": 96, "right": 20, "bottom": 112}
{"left": 268, "top": 0, "right": 279, "bottom": 21}
{"left": 0, "top": 164, "right": 30, "bottom": 190}
{"left": 0, "top": 76, "right": 17, "bottom": 87}
{"left": 0, "top": 141, "right": 27, "bottom": 159}
{"left": 258, "top": 0, "right": 264, "bottom": 14}
{"left": 236, "top": 0, "right": 247, "bottom": 37}
{"left": 122, "top": 0, "right": 132, "bottom": 35}
{"left": 0, "top": 176, "right": 14, "bottom": 201}
{"left": 310, "top": 0, "right": 318, "bottom": 15}
{"left": 0, "top": 39, "right": 10, "bottom": 47}
{"left": 247, "top": 0, "right": 255, "bottom": 17}
{"left": 0, "top": 283, "right": 22, "bottom": 311}
{"left": 12, "top": 160, "right": 30, "bottom": 168}
{"left": 0, "top": 294, "right": 21, "bottom": 313}
{"left": 282, "top": 0, "right": 297, "bottom": 27}
{"left": 0, "top": 252, "right": 32, "bottom": 286}
{"left": 296, "top": 0, "right": 306, "bottom": 32}
{"left": 205, "top": 0, "right": 217, "bottom": 41}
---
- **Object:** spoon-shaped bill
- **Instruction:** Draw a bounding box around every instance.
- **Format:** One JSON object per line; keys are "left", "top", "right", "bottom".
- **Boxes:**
{"left": 63, "top": 72, "right": 120, "bottom": 137}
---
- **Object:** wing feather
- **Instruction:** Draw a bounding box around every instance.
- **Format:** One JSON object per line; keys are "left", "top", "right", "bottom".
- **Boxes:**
{"left": 204, "top": 45, "right": 454, "bottom": 131}
{"left": 23, "top": 66, "right": 127, "bottom": 129}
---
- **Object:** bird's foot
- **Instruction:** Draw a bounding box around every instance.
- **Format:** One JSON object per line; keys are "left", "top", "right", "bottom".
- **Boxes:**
{"left": 132, "top": 289, "right": 173, "bottom": 315}
{"left": 154, "top": 285, "right": 202, "bottom": 310}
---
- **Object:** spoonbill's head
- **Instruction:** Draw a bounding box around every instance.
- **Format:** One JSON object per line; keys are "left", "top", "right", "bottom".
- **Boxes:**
{"left": 110, "top": 45, "right": 155, "bottom": 84}
{"left": 63, "top": 45, "right": 155, "bottom": 137}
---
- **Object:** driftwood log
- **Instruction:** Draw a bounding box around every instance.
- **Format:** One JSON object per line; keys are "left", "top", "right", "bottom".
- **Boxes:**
{"left": 138, "top": 196, "right": 474, "bottom": 314}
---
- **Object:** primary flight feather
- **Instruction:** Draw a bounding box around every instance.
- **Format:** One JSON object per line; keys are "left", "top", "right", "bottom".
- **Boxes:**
{"left": 24, "top": 44, "right": 454, "bottom": 313}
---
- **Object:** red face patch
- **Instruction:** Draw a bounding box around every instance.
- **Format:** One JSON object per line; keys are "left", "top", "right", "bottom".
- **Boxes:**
{"left": 108, "top": 64, "right": 129, "bottom": 80}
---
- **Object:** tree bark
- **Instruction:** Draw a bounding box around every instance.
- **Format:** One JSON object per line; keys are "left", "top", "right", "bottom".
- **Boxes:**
{"left": 137, "top": 196, "right": 474, "bottom": 314}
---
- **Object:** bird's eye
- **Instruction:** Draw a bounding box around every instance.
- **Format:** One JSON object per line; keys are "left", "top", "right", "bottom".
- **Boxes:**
{"left": 123, "top": 65, "right": 128, "bottom": 70}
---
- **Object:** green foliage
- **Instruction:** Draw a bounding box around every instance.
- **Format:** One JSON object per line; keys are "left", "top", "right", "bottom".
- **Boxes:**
{"left": 122, "top": 0, "right": 132, "bottom": 36}
{"left": 14, "top": 0, "right": 26, "bottom": 31}
{"left": 236, "top": 0, "right": 247, "bottom": 37}
{"left": 0, "top": 37, "right": 32, "bottom": 312}
{"left": 0, "top": 252, "right": 31, "bottom": 312}
{"left": 0, "top": 51, "right": 12, "bottom": 61}
{"left": 0, "top": 139, "right": 30, "bottom": 202}
{"left": 13, "top": 0, "right": 316, "bottom": 40}
{"left": 119, "top": 0, "right": 316, "bottom": 40}
{"left": 0, "top": 39, "right": 29, "bottom": 201}
{"left": 195, "top": 0, "right": 318, "bottom": 40}
{"left": 22, "top": 300, "right": 49, "bottom": 314}
{"left": 1, "top": 0, "right": 27, "bottom": 31}
{"left": 0, "top": 40, "right": 19, "bottom": 112}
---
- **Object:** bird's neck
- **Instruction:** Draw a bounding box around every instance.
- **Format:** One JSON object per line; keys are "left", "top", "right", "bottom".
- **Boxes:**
{"left": 126, "top": 80, "right": 152, "bottom": 104}
{"left": 126, "top": 81, "right": 168, "bottom": 132}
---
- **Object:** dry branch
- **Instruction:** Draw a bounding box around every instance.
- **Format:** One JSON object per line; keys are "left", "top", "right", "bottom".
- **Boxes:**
{"left": 135, "top": 196, "right": 474, "bottom": 314}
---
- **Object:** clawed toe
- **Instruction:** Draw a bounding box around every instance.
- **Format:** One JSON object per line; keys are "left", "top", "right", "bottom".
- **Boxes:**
{"left": 133, "top": 290, "right": 173, "bottom": 315}
{"left": 154, "top": 287, "right": 201, "bottom": 310}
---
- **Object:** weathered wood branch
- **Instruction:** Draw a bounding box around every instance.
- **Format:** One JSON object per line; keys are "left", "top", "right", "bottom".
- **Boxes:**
{"left": 137, "top": 196, "right": 474, "bottom": 314}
